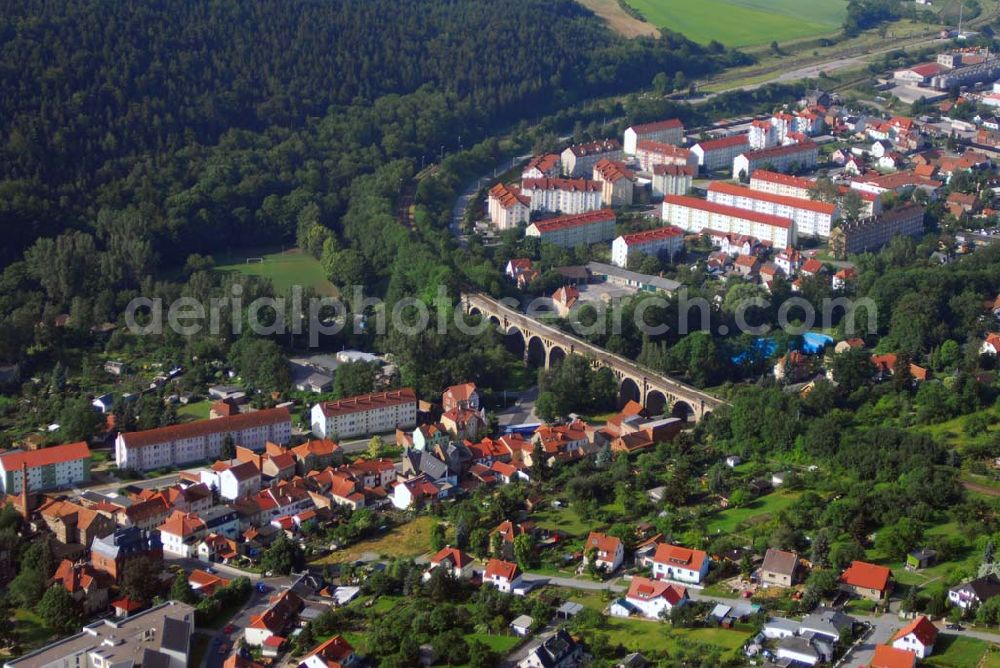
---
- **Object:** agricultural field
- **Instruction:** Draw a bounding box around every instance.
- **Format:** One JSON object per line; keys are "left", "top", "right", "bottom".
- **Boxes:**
{"left": 622, "top": 0, "right": 847, "bottom": 47}
{"left": 213, "top": 247, "right": 337, "bottom": 297}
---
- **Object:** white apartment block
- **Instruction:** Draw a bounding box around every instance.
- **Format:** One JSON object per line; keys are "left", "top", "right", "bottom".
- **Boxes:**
{"left": 635, "top": 141, "right": 698, "bottom": 173}
{"left": 749, "top": 120, "right": 777, "bottom": 150}
{"left": 520, "top": 178, "right": 603, "bottom": 215}
{"left": 691, "top": 134, "right": 750, "bottom": 173}
{"left": 311, "top": 388, "right": 417, "bottom": 439}
{"left": 0, "top": 441, "right": 91, "bottom": 494}
{"left": 749, "top": 170, "right": 815, "bottom": 199}
{"left": 525, "top": 209, "right": 616, "bottom": 248}
{"left": 488, "top": 183, "right": 530, "bottom": 230}
{"left": 707, "top": 181, "right": 838, "bottom": 238}
{"left": 561, "top": 139, "right": 622, "bottom": 177}
{"left": 623, "top": 119, "right": 684, "bottom": 154}
{"left": 662, "top": 195, "right": 796, "bottom": 248}
{"left": 611, "top": 226, "right": 685, "bottom": 268}
{"left": 521, "top": 154, "right": 561, "bottom": 181}
{"left": 651, "top": 164, "right": 694, "bottom": 199}
{"left": 115, "top": 408, "right": 292, "bottom": 471}
{"left": 592, "top": 159, "right": 635, "bottom": 206}
{"left": 732, "top": 142, "right": 819, "bottom": 181}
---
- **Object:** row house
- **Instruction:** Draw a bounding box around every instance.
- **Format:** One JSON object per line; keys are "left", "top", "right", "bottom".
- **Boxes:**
{"left": 342, "top": 458, "right": 397, "bottom": 489}
{"left": 245, "top": 589, "right": 304, "bottom": 647}
{"left": 850, "top": 171, "right": 942, "bottom": 198}
{"left": 391, "top": 474, "right": 450, "bottom": 510}
{"left": 524, "top": 208, "right": 616, "bottom": 248}
{"left": 731, "top": 141, "right": 819, "bottom": 182}
{"left": 487, "top": 183, "right": 531, "bottom": 230}
{"left": 311, "top": 388, "right": 417, "bottom": 440}
{"left": 592, "top": 159, "right": 635, "bottom": 206}
{"left": 690, "top": 134, "right": 750, "bottom": 173}
{"left": 663, "top": 195, "right": 796, "bottom": 248}
{"left": 623, "top": 119, "right": 684, "bottom": 154}
{"left": 707, "top": 181, "right": 839, "bottom": 238}
{"left": 611, "top": 226, "right": 685, "bottom": 268}
{"left": 289, "top": 439, "right": 342, "bottom": 474}
{"left": 115, "top": 407, "right": 292, "bottom": 471}
{"left": 651, "top": 164, "right": 695, "bottom": 199}
{"left": 440, "top": 406, "right": 486, "bottom": 441}
{"left": 533, "top": 420, "right": 601, "bottom": 465}
{"left": 158, "top": 511, "right": 208, "bottom": 557}
{"left": 255, "top": 483, "right": 315, "bottom": 522}
{"left": 520, "top": 177, "right": 603, "bottom": 216}
{"left": 561, "top": 139, "right": 622, "bottom": 177}
{"left": 306, "top": 468, "right": 366, "bottom": 510}
{"left": 635, "top": 140, "right": 697, "bottom": 172}
{"left": 163, "top": 483, "right": 214, "bottom": 513}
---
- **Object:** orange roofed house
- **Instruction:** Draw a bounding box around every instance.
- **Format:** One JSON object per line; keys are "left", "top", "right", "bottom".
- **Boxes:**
{"left": 300, "top": 636, "right": 357, "bottom": 668}
{"left": 651, "top": 543, "right": 710, "bottom": 584}
{"left": 38, "top": 498, "right": 116, "bottom": 548}
{"left": 51, "top": 558, "right": 110, "bottom": 614}
{"left": 840, "top": 560, "right": 893, "bottom": 601}
{"left": 311, "top": 389, "right": 417, "bottom": 440}
{"left": 869, "top": 644, "right": 916, "bottom": 668}
{"left": 583, "top": 531, "right": 624, "bottom": 573}
{"left": 244, "top": 589, "right": 304, "bottom": 647}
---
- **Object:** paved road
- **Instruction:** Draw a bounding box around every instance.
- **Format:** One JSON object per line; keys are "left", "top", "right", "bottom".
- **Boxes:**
{"left": 495, "top": 387, "right": 539, "bottom": 427}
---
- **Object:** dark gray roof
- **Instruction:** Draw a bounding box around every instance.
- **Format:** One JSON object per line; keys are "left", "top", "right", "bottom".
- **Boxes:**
{"left": 419, "top": 452, "right": 449, "bottom": 480}
{"left": 141, "top": 648, "right": 172, "bottom": 668}
{"left": 159, "top": 617, "right": 191, "bottom": 654}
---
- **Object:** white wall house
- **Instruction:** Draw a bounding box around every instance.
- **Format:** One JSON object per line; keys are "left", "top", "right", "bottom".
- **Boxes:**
{"left": 662, "top": 195, "right": 796, "bottom": 248}
{"left": 611, "top": 227, "right": 684, "bottom": 268}
{"left": 615, "top": 576, "right": 688, "bottom": 619}
{"left": 690, "top": 135, "right": 750, "bottom": 173}
{"left": 651, "top": 164, "right": 694, "bottom": 199}
{"left": 892, "top": 616, "right": 937, "bottom": 659}
{"left": 0, "top": 441, "right": 91, "bottom": 494}
{"left": 484, "top": 559, "right": 523, "bottom": 594}
{"left": 488, "top": 183, "right": 531, "bottom": 230}
{"left": 651, "top": 543, "right": 710, "bottom": 584}
{"left": 311, "top": 388, "right": 417, "bottom": 440}
{"left": 525, "top": 209, "right": 616, "bottom": 248}
{"left": 732, "top": 142, "right": 819, "bottom": 181}
{"left": 520, "top": 178, "right": 603, "bottom": 215}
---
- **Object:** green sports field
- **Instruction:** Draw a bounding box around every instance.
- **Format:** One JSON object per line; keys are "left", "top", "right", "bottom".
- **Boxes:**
{"left": 214, "top": 248, "right": 337, "bottom": 297}
{"left": 624, "top": 0, "right": 848, "bottom": 47}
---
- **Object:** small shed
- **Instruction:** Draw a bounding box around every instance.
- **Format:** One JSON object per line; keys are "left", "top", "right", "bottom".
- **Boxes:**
{"left": 510, "top": 614, "right": 534, "bottom": 637}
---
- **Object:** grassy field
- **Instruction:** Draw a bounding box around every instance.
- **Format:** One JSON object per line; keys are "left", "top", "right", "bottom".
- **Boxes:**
{"left": 214, "top": 247, "right": 337, "bottom": 297}
{"left": 576, "top": 0, "right": 659, "bottom": 38}
{"left": 925, "top": 634, "right": 1000, "bottom": 668}
{"left": 532, "top": 504, "right": 596, "bottom": 539}
{"left": 311, "top": 516, "right": 436, "bottom": 565}
{"left": 464, "top": 633, "right": 521, "bottom": 654}
{"left": 706, "top": 491, "right": 800, "bottom": 534}
{"left": 623, "top": 0, "right": 847, "bottom": 47}
{"left": 1, "top": 609, "right": 55, "bottom": 659}
{"left": 179, "top": 400, "right": 212, "bottom": 421}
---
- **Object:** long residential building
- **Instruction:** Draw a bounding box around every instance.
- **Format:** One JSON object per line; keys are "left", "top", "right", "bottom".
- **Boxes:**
{"left": 623, "top": 119, "right": 684, "bottom": 154}
{"left": 635, "top": 140, "right": 697, "bottom": 173}
{"left": 561, "top": 139, "right": 623, "bottom": 177}
{"left": 611, "top": 227, "right": 685, "bottom": 268}
{"left": 828, "top": 204, "right": 925, "bottom": 258}
{"left": 749, "top": 170, "right": 816, "bottom": 199}
{"left": 311, "top": 388, "right": 417, "bottom": 440}
{"left": 732, "top": 141, "right": 819, "bottom": 181}
{"left": 652, "top": 164, "right": 695, "bottom": 199}
{"left": 707, "top": 181, "right": 839, "bottom": 238}
{"left": 525, "top": 209, "right": 616, "bottom": 248}
{"left": 0, "top": 441, "right": 91, "bottom": 494}
{"left": 115, "top": 408, "right": 292, "bottom": 471}
{"left": 690, "top": 134, "right": 750, "bottom": 173}
{"left": 520, "top": 177, "right": 603, "bottom": 215}
{"left": 662, "top": 195, "right": 796, "bottom": 248}
{"left": 592, "top": 159, "right": 635, "bottom": 206}
{"left": 3, "top": 601, "right": 194, "bottom": 668}
{"left": 487, "top": 183, "right": 530, "bottom": 230}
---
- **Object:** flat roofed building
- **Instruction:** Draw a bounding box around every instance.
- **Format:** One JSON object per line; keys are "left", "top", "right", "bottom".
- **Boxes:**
{"left": 0, "top": 441, "right": 91, "bottom": 494}
{"left": 311, "top": 389, "right": 417, "bottom": 440}
{"left": 524, "top": 209, "right": 616, "bottom": 248}
{"left": 662, "top": 195, "right": 796, "bottom": 248}
{"left": 115, "top": 408, "right": 292, "bottom": 471}
{"left": 3, "top": 601, "right": 195, "bottom": 668}
{"left": 707, "top": 181, "right": 838, "bottom": 238}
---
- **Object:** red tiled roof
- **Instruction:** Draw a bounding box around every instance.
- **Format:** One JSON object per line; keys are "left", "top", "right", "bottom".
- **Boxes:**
{"left": 158, "top": 510, "right": 206, "bottom": 538}
{"left": 740, "top": 141, "right": 818, "bottom": 161}
{"left": 630, "top": 118, "right": 684, "bottom": 134}
{"left": 638, "top": 140, "right": 691, "bottom": 158}
{"left": 652, "top": 164, "right": 696, "bottom": 177}
{"left": 316, "top": 389, "right": 416, "bottom": 418}
{"left": 664, "top": 195, "right": 793, "bottom": 230}
{"left": 893, "top": 615, "right": 937, "bottom": 647}
{"left": 594, "top": 158, "right": 634, "bottom": 183}
{"left": 627, "top": 576, "right": 687, "bottom": 605}
{"left": 524, "top": 153, "right": 560, "bottom": 174}
{"left": 291, "top": 438, "right": 340, "bottom": 459}
{"left": 870, "top": 644, "right": 916, "bottom": 668}
{"left": 529, "top": 208, "right": 615, "bottom": 233}
{"left": 800, "top": 258, "right": 824, "bottom": 274}
{"left": 305, "top": 635, "right": 354, "bottom": 667}
{"left": 750, "top": 170, "right": 815, "bottom": 191}
{"left": 430, "top": 546, "right": 473, "bottom": 569}
{"left": 840, "top": 560, "right": 891, "bottom": 591}
{"left": 444, "top": 383, "right": 477, "bottom": 404}
{"left": 120, "top": 408, "right": 290, "bottom": 449}
{"left": 489, "top": 182, "right": 530, "bottom": 210}
{"left": 695, "top": 134, "right": 750, "bottom": 151}
{"left": 585, "top": 531, "right": 622, "bottom": 558}
{"left": 565, "top": 139, "right": 621, "bottom": 157}
{"left": 0, "top": 441, "right": 90, "bottom": 468}
{"left": 619, "top": 227, "right": 685, "bottom": 246}
{"left": 709, "top": 181, "right": 836, "bottom": 215}
{"left": 484, "top": 558, "right": 520, "bottom": 581}
{"left": 652, "top": 543, "right": 708, "bottom": 571}
{"left": 907, "top": 63, "right": 944, "bottom": 77}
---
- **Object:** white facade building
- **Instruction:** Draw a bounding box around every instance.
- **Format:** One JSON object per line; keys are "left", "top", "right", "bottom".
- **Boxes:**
{"left": 524, "top": 209, "right": 616, "bottom": 248}
{"left": 561, "top": 139, "right": 622, "bottom": 177}
{"left": 749, "top": 170, "right": 815, "bottom": 199}
{"left": 0, "top": 441, "right": 91, "bottom": 494}
{"left": 651, "top": 543, "right": 710, "bottom": 584}
{"left": 488, "top": 183, "right": 530, "bottom": 230}
{"left": 690, "top": 134, "right": 750, "bottom": 172}
{"left": 662, "top": 195, "right": 796, "bottom": 248}
{"left": 115, "top": 408, "right": 292, "bottom": 471}
{"left": 520, "top": 178, "right": 603, "bottom": 215}
{"left": 311, "top": 388, "right": 417, "bottom": 440}
{"left": 635, "top": 141, "right": 697, "bottom": 173}
{"left": 707, "top": 181, "right": 839, "bottom": 238}
{"left": 611, "top": 227, "right": 685, "bottom": 268}
{"left": 732, "top": 142, "right": 819, "bottom": 181}
{"left": 651, "top": 164, "right": 694, "bottom": 199}
{"left": 623, "top": 119, "right": 684, "bottom": 154}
